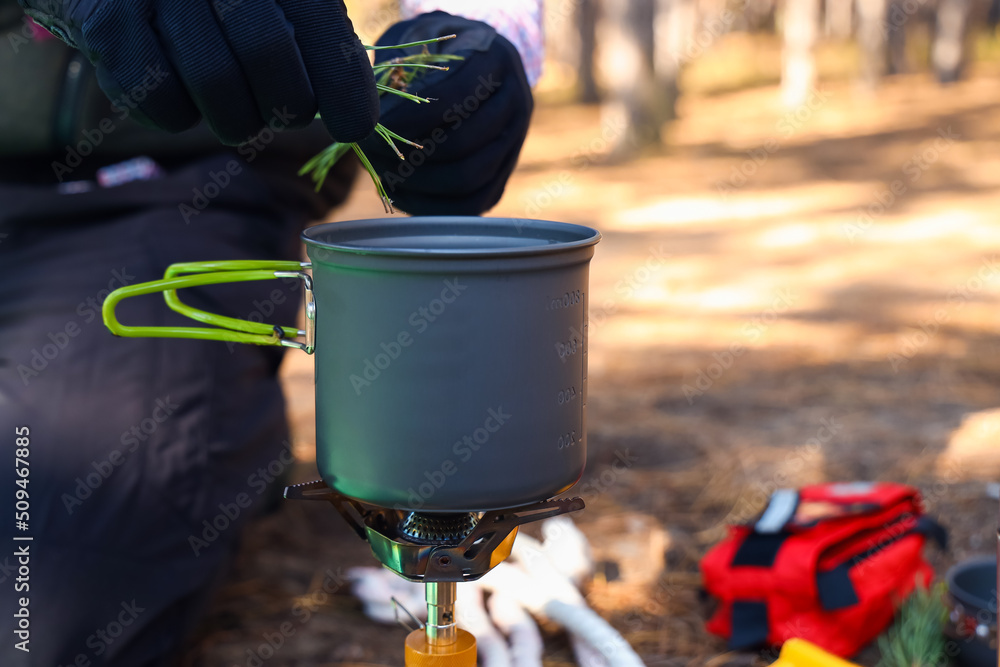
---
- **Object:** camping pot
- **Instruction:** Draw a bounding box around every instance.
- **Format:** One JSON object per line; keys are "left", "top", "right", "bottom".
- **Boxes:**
{"left": 103, "top": 217, "right": 601, "bottom": 512}
{"left": 945, "top": 555, "right": 998, "bottom": 667}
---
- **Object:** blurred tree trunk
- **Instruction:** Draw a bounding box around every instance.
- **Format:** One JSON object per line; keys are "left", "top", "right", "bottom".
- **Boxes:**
{"left": 932, "top": 0, "right": 970, "bottom": 82}
{"left": 824, "top": 0, "right": 854, "bottom": 38}
{"left": 745, "top": 0, "right": 779, "bottom": 30}
{"left": 602, "top": 0, "right": 686, "bottom": 161}
{"left": 886, "top": 0, "right": 908, "bottom": 75}
{"left": 782, "top": 0, "right": 821, "bottom": 107}
{"left": 857, "top": 0, "right": 889, "bottom": 87}
{"left": 577, "top": 0, "right": 600, "bottom": 103}
{"left": 546, "top": 0, "right": 584, "bottom": 92}
{"left": 654, "top": 0, "right": 696, "bottom": 115}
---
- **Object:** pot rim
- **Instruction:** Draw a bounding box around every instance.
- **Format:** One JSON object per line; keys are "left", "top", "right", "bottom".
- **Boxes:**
{"left": 302, "top": 216, "right": 601, "bottom": 259}
{"left": 946, "top": 555, "right": 999, "bottom": 616}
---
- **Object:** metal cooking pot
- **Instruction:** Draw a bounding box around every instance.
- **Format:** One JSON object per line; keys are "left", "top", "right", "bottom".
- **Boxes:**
{"left": 945, "top": 555, "right": 998, "bottom": 667}
{"left": 103, "top": 217, "right": 601, "bottom": 512}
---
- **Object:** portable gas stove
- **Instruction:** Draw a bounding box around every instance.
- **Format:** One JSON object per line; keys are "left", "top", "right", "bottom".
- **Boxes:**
{"left": 99, "top": 216, "right": 600, "bottom": 665}
{"left": 285, "top": 480, "right": 584, "bottom": 667}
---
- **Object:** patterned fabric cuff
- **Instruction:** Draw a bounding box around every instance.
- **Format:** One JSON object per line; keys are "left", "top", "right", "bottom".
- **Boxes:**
{"left": 398, "top": 0, "right": 544, "bottom": 86}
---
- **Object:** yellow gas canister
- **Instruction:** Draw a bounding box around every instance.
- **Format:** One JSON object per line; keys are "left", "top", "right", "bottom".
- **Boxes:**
{"left": 771, "top": 639, "right": 862, "bottom": 667}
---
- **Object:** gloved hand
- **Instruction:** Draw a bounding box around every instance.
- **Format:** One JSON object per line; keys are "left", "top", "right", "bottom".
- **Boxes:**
{"left": 358, "top": 11, "right": 533, "bottom": 216}
{"left": 18, "top": 0, "right": 379, "bottom": 146}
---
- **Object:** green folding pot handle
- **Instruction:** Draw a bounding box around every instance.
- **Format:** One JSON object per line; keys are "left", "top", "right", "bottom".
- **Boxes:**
{"left": 102, "top": 260, "right": 316, "bottom": 353}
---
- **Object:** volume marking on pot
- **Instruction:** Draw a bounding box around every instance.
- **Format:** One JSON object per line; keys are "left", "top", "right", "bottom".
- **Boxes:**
{"left": 554, "top": 336, "right": 579, "bottom": 360}
{"left": 547, "top": 290, "right": 583, "bottom": 311}
{"left": 556, "top": 386, "right": 578, "bottom": 405}
{"left": 557, "top": 430, "right": 577, "bottom": 450}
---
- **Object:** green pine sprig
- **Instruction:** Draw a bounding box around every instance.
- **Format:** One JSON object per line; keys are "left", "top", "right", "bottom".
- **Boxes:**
{"left": 299, "top": 34, "right": 461, "bottom": 214}
{"left": 876, "top": 583, "right": 949, "bottom": 667}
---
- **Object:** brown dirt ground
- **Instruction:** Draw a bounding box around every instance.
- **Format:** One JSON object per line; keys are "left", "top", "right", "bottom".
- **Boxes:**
{"left": 180, "top": 63, "right": 1000, "bottom": 667}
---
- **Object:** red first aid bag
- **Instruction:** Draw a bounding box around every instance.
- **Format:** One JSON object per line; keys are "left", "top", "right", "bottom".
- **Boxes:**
{"left": 700, "top": 482, "right": 947, "bottom": 658}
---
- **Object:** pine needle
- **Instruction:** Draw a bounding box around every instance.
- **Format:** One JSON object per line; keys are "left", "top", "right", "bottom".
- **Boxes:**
{"left": 350, "top": 143, "right": 393, "bottom": 213}
{"left": 300, "top": 43, "right": 462, "bottom": 212}
{"left": 372, "top": 62, "right": 450, "bottom": 71}
{"left": 362, "top": 34, "right": 456, "bottom": 50}
{"left": 876, "top": 583, "right": 948, "bottom": 667}
{"left": 377, "top": 125, "right": 423, "bottom": 149}
{"left": 374, "top": 125, "right": 406, "bottom": 160}
{"left": 375, "top": 84, "right": 434, "bottom": 104}
{"left": 297, "top": 142, "right": 351, "bottom": 188}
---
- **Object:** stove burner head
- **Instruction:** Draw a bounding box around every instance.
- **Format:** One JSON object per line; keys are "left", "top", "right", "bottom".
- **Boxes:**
{"left": 284, "top": 480, "right": 584, "bottom": 582}
{"left": 399, "top": 513, "right": 479, "bottom": 544}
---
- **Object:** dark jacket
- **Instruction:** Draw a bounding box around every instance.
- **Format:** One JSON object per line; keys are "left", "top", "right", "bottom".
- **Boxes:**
{"left": 0, "top": 0, "right": 352, "bottom": 211}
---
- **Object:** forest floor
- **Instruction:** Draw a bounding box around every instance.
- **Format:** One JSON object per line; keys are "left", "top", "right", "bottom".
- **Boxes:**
{"left": 181, "top": 63, "right": 1000, "bottom": 667}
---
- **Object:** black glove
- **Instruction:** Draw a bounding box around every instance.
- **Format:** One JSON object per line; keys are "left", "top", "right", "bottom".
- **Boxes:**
{"left": 19, "top": 0, "right": 379, "bottom": 145}
{"left": 358, "top": 11, "right": 533, "bottom": 216}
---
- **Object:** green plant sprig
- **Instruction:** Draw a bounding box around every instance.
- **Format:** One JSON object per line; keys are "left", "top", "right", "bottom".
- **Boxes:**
{"left": 362, "top": 35, "right": 456, "bottom": 50}
{"left": 374, "top": 124, "right": 424, "bottom": 160}
{"left": 372, "top": 62, "right": 449, "bottom": 71}
{"left": 876, "top": 583, "right": 948, "bottom": 667}
{"left": 374, "top": 84, "right": 435, "bottom": 104}
{"left": 299, "top": 34, "right": 461, "bottom": 214}
{"left": 373, "top": 52, "right": 463, "bottom": 90}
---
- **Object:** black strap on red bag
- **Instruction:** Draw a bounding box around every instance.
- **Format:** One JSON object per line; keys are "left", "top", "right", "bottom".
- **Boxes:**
{"left": 701, "top": 483, "right": 946, "bottom": 658}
